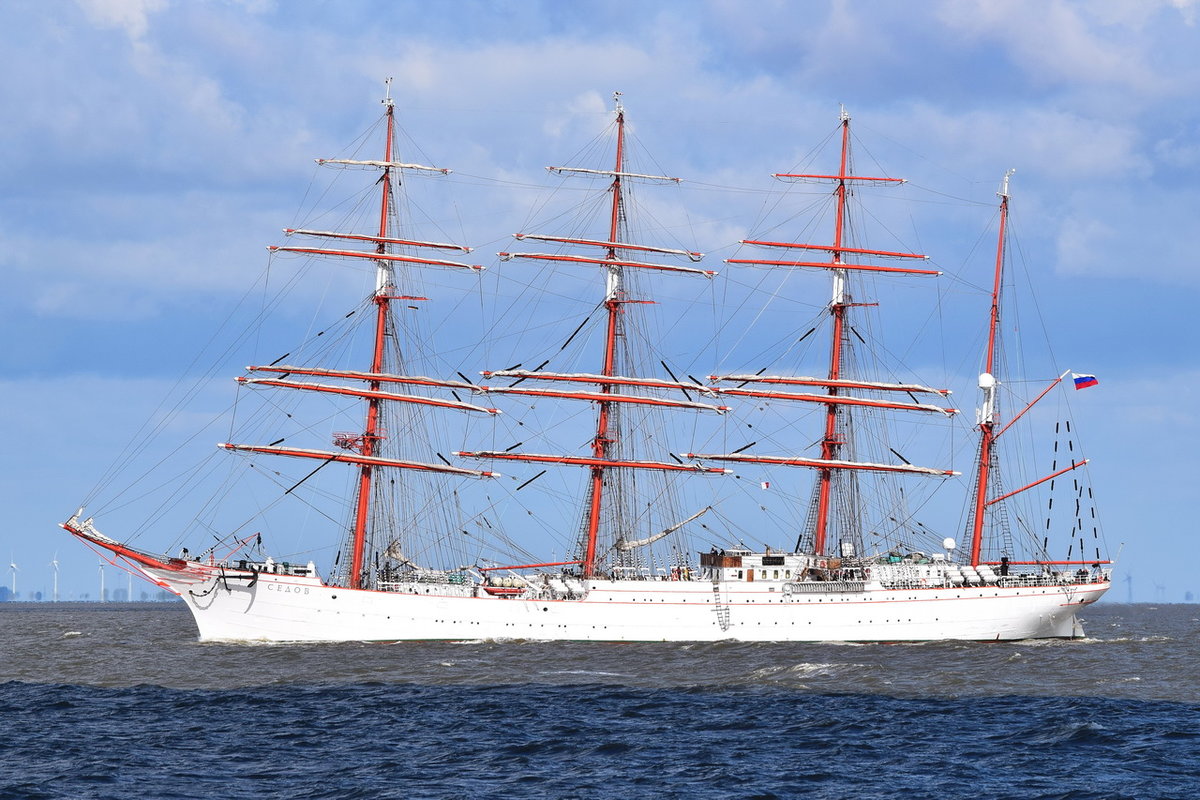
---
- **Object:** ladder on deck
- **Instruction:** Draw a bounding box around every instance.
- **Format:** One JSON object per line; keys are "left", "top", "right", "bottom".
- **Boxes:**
{"left": 712, "top": 582, "right": 731, "bottom": 632}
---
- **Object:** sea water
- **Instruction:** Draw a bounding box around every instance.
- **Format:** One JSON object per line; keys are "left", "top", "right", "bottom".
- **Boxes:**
{"left": 1, "top": 602, "right": 1197, "bottom": 799}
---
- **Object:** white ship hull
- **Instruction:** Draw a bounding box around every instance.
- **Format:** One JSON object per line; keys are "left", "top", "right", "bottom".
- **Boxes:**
{"left": 140, "top": 561, "right": 1107, "bottom": 643}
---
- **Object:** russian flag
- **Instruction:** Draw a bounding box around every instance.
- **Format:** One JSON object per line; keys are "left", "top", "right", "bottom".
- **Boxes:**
{"left": 1072, "top": 373, "right": 1099, "bottom": 390}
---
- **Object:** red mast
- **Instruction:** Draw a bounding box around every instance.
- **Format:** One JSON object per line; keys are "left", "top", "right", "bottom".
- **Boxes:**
{"left": 716, "top": 107, "right": 950, "bottom": 556}
{"left": 347, "top": 84, "right": 399, "bottom": 590}
{"left": 579, "top": 95, "right": 629, "bottom": 577}
{"left": 967, "top": 169, "right": 1015, "bottom": 567}
{"left": 809, "top": 109, "right": 855, "bottom": 556}
{"left": 457, "top": 92, "right": 726, "bottom": 577}
{"left": 221, "top": 80, "right": 494, "bottom": 592}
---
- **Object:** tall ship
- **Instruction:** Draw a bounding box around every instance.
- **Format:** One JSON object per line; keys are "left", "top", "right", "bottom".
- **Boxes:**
{"left": 64, "top": 85, "right": 1110, "bottom": 641}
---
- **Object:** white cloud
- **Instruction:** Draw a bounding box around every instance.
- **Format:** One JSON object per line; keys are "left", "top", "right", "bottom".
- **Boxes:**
{"left": 75, "top": 0, "right": 167, "bottom": 40}
{"left": 1054, "top": 186, "right": 1200, "bottom": 284}
{"left": 1154, "top": 127, "right": 1200, "bottom": 168}
{"left": 1054, "top": 214, "right": 1117, "bottom": 280}
{"left": 877, "top": 103, "right": 1148, "bottom": 186}
{"left": 936, "top": 0, "right": 1172, "bottom": 96}
{"left": 1170, "top": 0, "right": 1200, "bottom": 24}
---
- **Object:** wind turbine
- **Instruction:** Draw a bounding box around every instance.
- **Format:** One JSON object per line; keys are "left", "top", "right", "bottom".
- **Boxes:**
{"left": 98, "top": 560, "right": 106, "bottom": 603}
{"left": 8, "top": 556, "right": 17, "bottom": 600}
{"left": 50, "top": 552, "right": 59, "bottom": 603}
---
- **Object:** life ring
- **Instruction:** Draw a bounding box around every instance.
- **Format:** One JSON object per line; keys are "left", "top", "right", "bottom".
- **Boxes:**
{"left": 782, "top": 583, "right": 794, "bottom": 596}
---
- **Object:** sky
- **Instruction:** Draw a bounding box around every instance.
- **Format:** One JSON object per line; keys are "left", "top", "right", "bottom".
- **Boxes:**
{"left": 2, "top": 0, "right": 1199, "bottom": 603}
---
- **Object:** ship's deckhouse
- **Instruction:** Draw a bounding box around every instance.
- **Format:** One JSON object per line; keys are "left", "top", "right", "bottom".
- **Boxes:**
{"left": 700, "top": 549, "right": 825, "bottom": 582}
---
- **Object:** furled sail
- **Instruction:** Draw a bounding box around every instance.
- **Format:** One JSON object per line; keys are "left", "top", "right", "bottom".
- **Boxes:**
{"left": 615, "top": 507, "right": 711, "bottom": 551}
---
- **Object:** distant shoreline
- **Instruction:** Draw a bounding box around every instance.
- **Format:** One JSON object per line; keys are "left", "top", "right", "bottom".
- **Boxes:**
{"left": 0, "top": 599, "right": 184, "bottom": 606}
